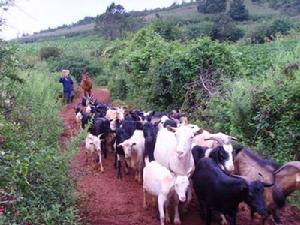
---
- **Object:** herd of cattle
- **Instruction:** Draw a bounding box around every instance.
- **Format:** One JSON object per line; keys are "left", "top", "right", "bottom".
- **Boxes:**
{"left": 74, "top": 96, "right": 300, "bottom": 225}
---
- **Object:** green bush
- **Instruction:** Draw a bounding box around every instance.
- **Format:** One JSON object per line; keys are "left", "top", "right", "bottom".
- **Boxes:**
{"left": 0, "top": 68, "right": 78, "bottom": 224}
{"left": 151, "top": 19, "right": 183, "bottom": 41}
{"left": 48, "top": 56, "right": 102, "bottom": 82}
{"left": 247, "top": 19, "right": 293, "bottom": 44}
{"left": 183, "top": 22, "right": 213, "bottom": 40}
{"left": 210, "top": 15, "right": 245, "bottom": 42}
{"left": 103, "top": 26, "right": 241, "bottom": 111}
{"left": 207, "top": 45, "right": 300, "bottom": 163}
{"left": 40, "top": 47, "right": 62, "bottom": 60}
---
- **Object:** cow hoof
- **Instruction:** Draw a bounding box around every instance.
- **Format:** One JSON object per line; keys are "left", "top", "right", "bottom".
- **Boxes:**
{"left": 100, "top": 167, "right": 104, "bottom": 172}
{"left": 165, "top": 214, "right": 171, "bottom": 223}
{"left": 174, "top": 219, "right": 181, "bottom": 225}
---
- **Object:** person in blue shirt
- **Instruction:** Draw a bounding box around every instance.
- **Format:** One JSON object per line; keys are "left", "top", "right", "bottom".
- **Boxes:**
{"left": 59, "top": 69, "right": 74, "bottom": 104}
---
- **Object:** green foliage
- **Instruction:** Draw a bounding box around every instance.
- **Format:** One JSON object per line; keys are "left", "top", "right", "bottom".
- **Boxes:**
{"left": 0, "top": 41, "right": 22, "bottom": 82}
{"left": 207, "top": 43, "right": 300, "bottom": 163}
{"left": 48, "top": 55, "right": 102, "bottom": 82}
{"left": 197, "top": 0, "right": 227, "bottom": 14}
{"left": 247, "top": 19, "right": 293, "bottom": 44}
{"left": 103, "top": 26, "right": 240, "bottom": 111}
{"left": 0, "top": 67, "right": 78, "bottom": 224}
{"left": 151, "top": 19, "right": 182, "bottom": 41}
{"left": 182, "top": 21, "right": 213, "bottom": 40}
{"left": 229, "top": 0, "right": 249, "bottom": 21}
{"left": 210, "top": 15, "right": 245, "bottom": 41}
{"left": 40, "top": 46, "right": 62, "bottom": 60}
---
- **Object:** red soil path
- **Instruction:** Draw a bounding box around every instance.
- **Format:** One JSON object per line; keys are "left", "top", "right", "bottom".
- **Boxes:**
{"left": 59, "top": 88, "right": 300, "bottom": 225}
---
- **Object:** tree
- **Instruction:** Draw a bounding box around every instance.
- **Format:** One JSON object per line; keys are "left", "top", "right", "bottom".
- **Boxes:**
{"left": 229, "top": 0, "right": 249, "bottom": 21}
{"left": 197, "top": 0, "right": 227, "bottom": 14}
{"left": 95, "top": 3, "right": 143, "bottom": 40}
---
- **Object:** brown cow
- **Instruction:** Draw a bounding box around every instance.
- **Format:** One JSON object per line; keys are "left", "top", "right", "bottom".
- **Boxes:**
{"left": 80, "top": 72, "right": 92, "bottom": 97}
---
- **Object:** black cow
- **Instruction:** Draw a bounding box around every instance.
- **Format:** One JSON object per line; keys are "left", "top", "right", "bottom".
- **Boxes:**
{"left": 143, "top": 121, "right": 158, "bottom": 162}
{"left": 192, "top": 157, "right": 268, "bottom": 225}
{"left": 89, "top": 117, "right": 110, "bottom": 159}
{"left": 115, "top": 127, "right": 127, "bottom": 179}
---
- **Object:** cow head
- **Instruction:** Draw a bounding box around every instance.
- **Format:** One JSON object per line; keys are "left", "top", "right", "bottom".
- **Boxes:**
{"left": 246, "top": 180, "right": 268, "bottom": 216}
{"left": 167, "top": 126, "right": 202, "bottom": 158}
{"left": 205, "top": 135, "right": 236, "bottom": 174}
{"left": 117, "top": 141, "right": 136, "bottom": 159}
{"left": 174, "top": 176, "right": 189, "bottom": 202}
{"left": 209, "top": 146, "right": 230, "bottom": 170}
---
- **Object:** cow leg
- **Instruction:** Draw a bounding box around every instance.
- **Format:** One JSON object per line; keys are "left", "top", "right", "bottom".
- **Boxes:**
{"left": 165, "top": 200, "right": 171, "bottom": 223}
{"left": 182, "top": 181, "right": 192, "bottom": 214}
{"left": 124, "top": 160, "right": 129, "bottom": 175}
{"left": 228, "top": 211, "right": 237, "bottom": 225}
{"left": 116, "top": 154, "right": 122, "bottom": 179}
{"left": 102, "top": 139, "right": 107, "bottom": 159}
{"left": 272, "top": 209, "right": 282, "bottom": 225}
{"left": 173, "top": 198, "right": 181, "bottom": 225}
{"left": 206, "top": 207, "right": 212, "bottom": 225}
{"left": 97, "top": 150, "right": 104, "bottom": 172}
{"left": 250, "top": 208, "right": 255, "bottom": 220}
{"left": 113, "top": 153, "right": 117, "bottom": 168}
{"left": 220, "top": 214, "right": 227, "bottom": 225}
{"left": 143, "top": 190, "right": 147, "bottom": 209}
{"left": 137, "top": 160, "right": 143, "bottom": 184}
{"left": 85, "top": 151, "right": 88, "bottom": 164}
{"left": 158, "top": 194, "right": 166, "bottom": 225}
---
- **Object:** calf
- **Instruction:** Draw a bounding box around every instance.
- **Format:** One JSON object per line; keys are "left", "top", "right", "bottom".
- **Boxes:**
{"left": 85, "top": 133, "right": 104, "bottom": 172}
{"left": 118, "top": 130, "right": 145, "bottom": 183}
{"left": 192, "top": 158, "right": 267, "bottom": 225}
{"left": 143, "top": 161, "right": 190, "bottom": 225}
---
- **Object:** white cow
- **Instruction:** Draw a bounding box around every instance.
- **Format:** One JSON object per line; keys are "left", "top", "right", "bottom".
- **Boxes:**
{"left": 154, "top": 125, "right": 202, "bottom": 176}
{"left": 117, "top": 130, "right": 145, "bottom": 183}
{"left": 106, "top": 107, "right": 125, "bottom": 131}
{"left": 85, "top": 133, "right": 104, "bottom": 172}
{"left": 143, "top": 161, "right": 189, "bottom": 225}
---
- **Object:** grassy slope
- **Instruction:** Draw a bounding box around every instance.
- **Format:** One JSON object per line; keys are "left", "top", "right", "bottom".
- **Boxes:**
{"left": 17, "top": 0, "right": 284, "bottom": 42}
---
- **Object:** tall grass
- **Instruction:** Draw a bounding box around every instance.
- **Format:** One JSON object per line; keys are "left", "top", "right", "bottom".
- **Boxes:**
{"left": 0, "top": 65, "right": 79, "bottom": 224}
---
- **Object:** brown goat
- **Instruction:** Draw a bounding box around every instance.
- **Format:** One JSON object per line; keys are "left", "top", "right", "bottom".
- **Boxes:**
{"left": 234, "top": 147, "right": 300, "bottom": 225}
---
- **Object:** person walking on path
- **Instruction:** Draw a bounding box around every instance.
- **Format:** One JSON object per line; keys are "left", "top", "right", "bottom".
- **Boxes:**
{"left": 59, "top": 69, "right": 74, "bottom": 104}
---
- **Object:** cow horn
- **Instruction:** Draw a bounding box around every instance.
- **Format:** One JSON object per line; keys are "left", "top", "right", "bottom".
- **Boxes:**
{"left": 204, "top": 137, "right": 225, "bottom": 145}
{"left": 230, "top": 136, "right": 238, "bottom": 141}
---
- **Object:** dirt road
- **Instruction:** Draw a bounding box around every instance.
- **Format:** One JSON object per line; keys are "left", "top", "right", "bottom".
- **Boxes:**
{"left": 60, "top": 88, "right": 300, "bottom": 225}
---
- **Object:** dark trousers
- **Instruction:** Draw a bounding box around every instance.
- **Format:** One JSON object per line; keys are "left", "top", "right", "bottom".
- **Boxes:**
{"left": 63, "top": 91, "right": 72, "bottom": 103}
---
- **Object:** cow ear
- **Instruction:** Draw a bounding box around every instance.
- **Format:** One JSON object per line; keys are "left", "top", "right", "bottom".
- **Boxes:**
{"left": 167, "top": 125, "right": 176, "bottom": 133}
{"left": 194, "top": 128, "right": 203, "bottom": 136}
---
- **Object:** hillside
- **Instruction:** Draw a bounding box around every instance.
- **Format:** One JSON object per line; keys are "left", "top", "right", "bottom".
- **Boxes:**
{"left": 16, "top": 0, "right": 289, "bottom": 43}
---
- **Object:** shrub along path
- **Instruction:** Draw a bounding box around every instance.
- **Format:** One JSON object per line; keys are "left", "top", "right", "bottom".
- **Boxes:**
{"left": 60, "top": 88, "right": 300, "bottom": 225}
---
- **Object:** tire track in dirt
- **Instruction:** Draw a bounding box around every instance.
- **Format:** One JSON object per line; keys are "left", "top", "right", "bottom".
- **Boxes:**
{"left": 60, "top": 88, "right": 300, "bottom": 225}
